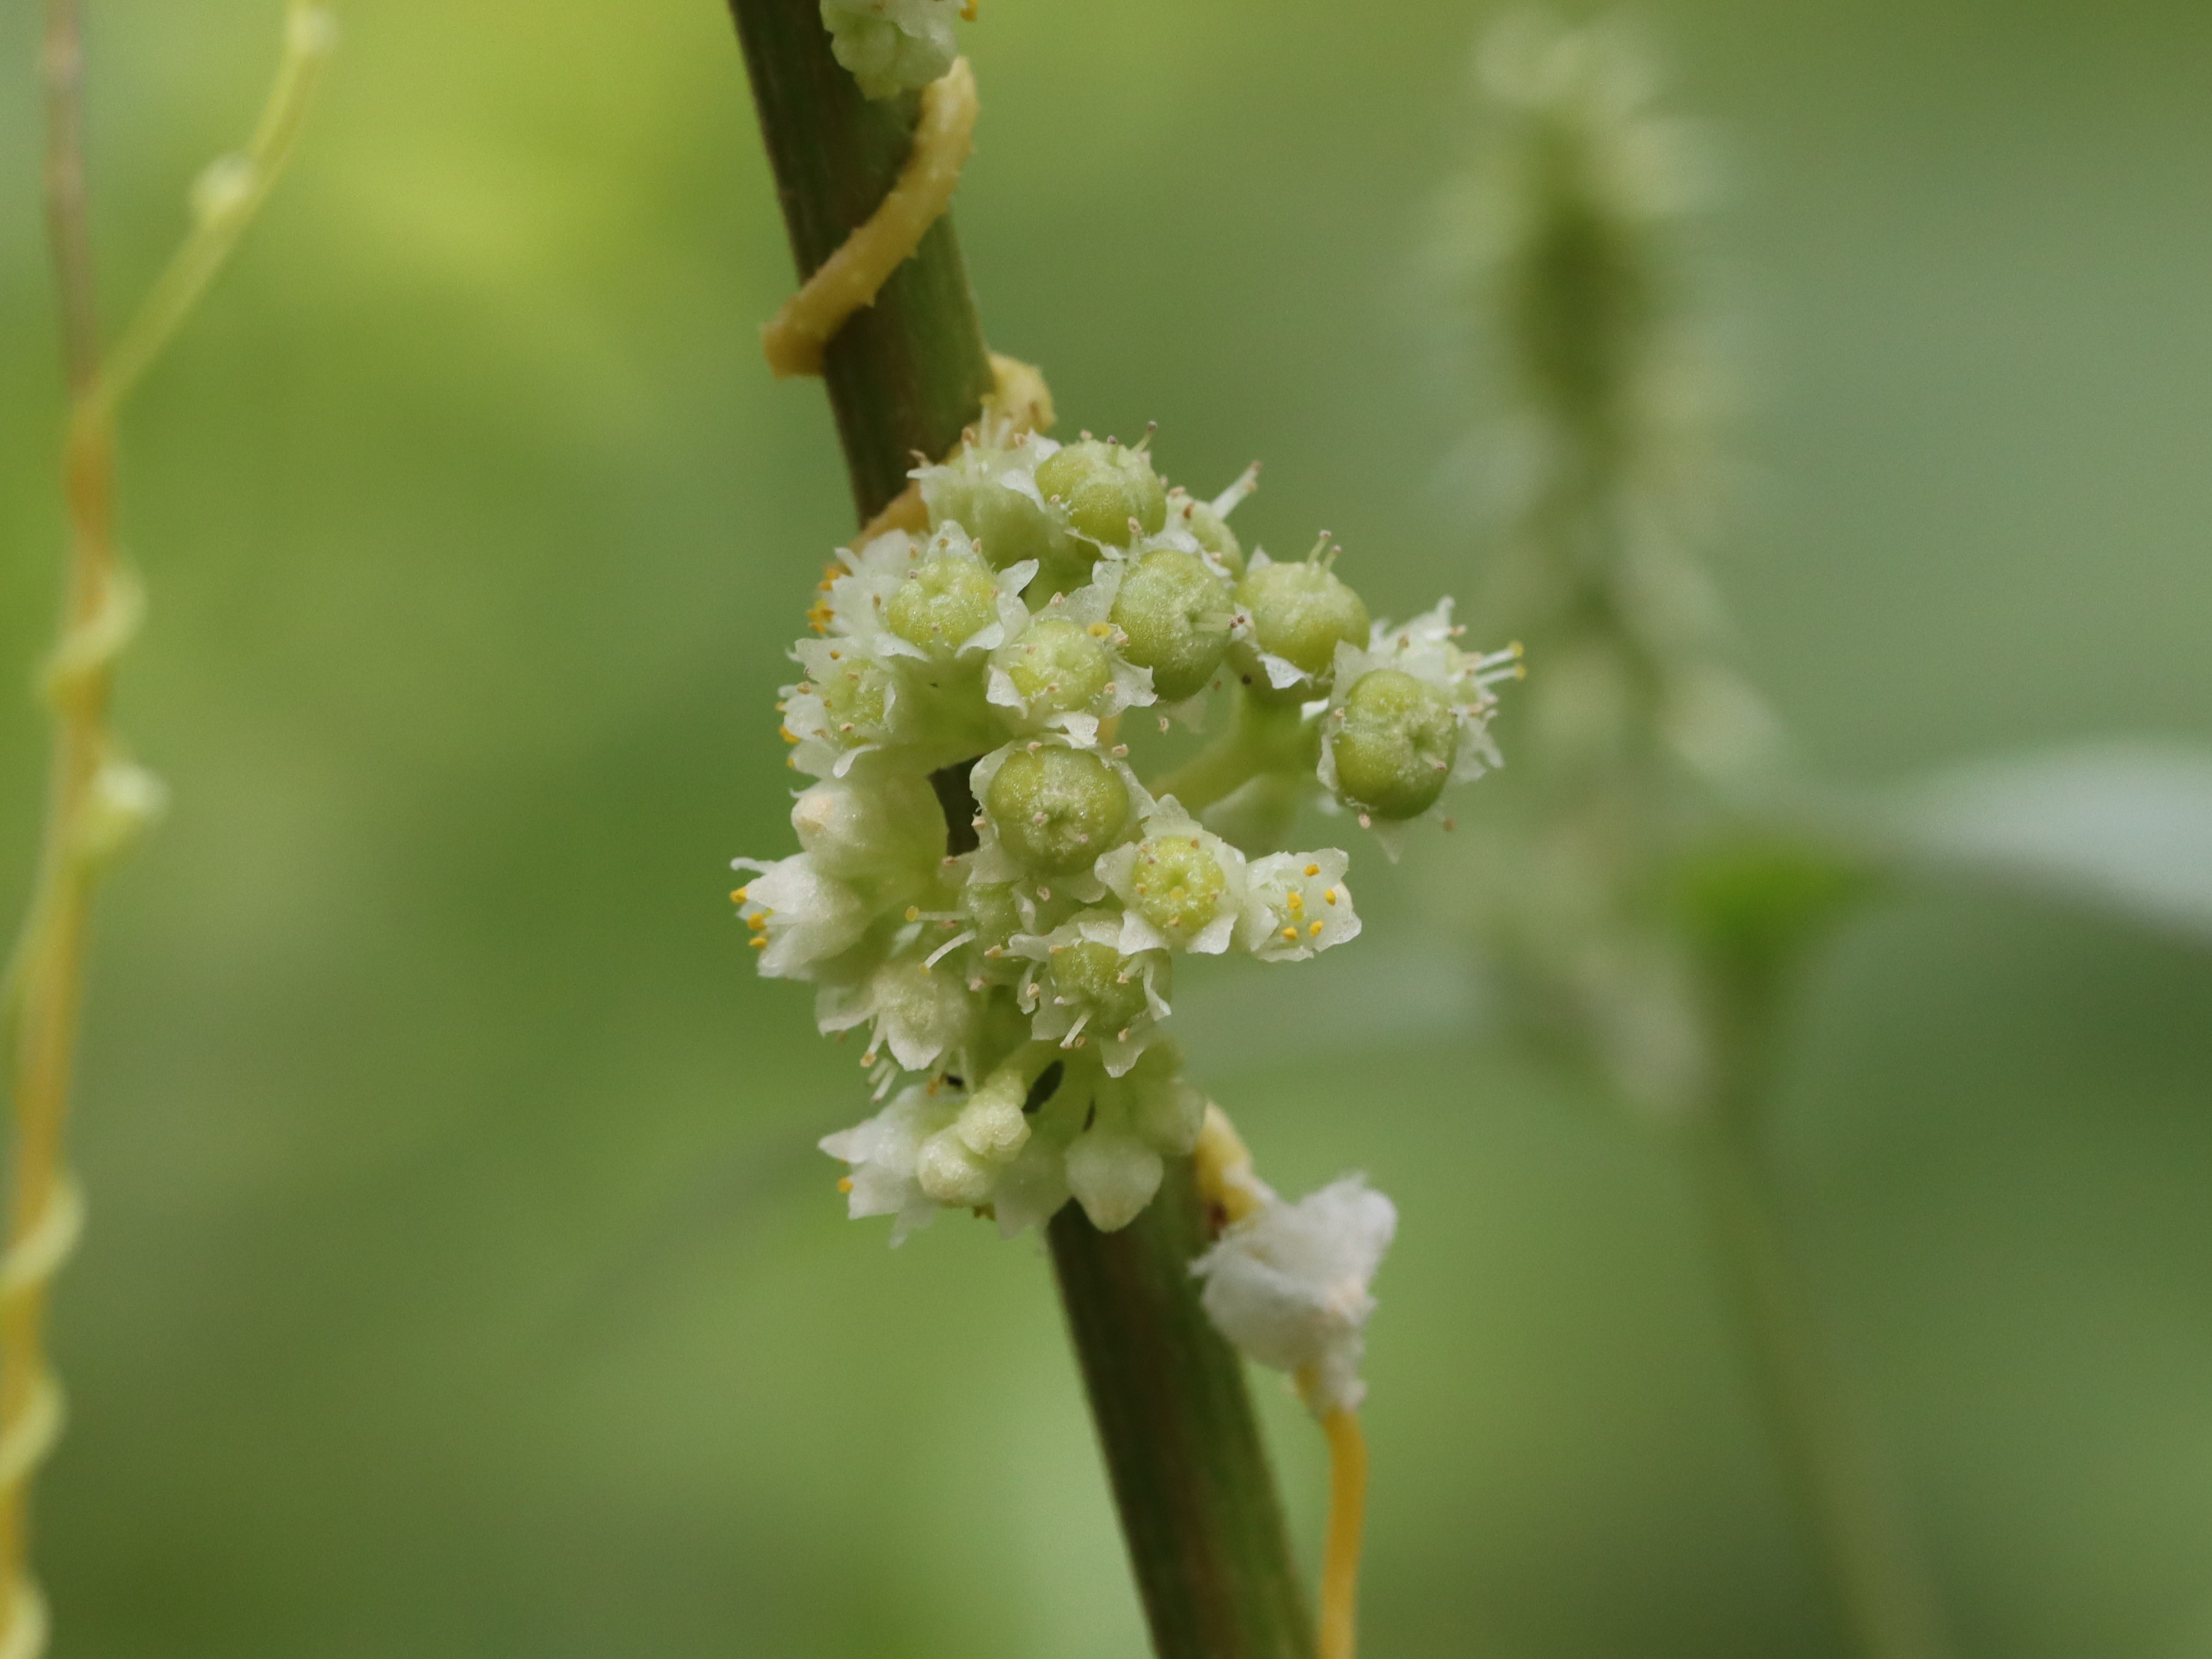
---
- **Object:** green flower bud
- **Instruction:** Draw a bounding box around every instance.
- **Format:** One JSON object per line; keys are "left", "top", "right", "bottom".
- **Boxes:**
{"left": 1047, "top": 939, "right": 1154, "bottom": 1036}
{"left": 886, "top": 548, "right": 1000, "bottom": 656}
{"left": 960, "top": 878, "right": 1027, "bottom": 948}
{"left": 791, "top": 773, "right": 946, "bottom": 880}
{"left": 1111, "top": 548, "right": 1235, "bottom": 702}
{"left": 915, "top": 1126, "right": 995, "bottom": 1207}
{"left": 1177, "top": 494, "right": 1244, "bottom": 577}
{"left": 1036, "top": 439, "right": 1167, "bottom": 547}
{"left": 983, "top": 746, "right": 1131, "bottom": 875}
{"left": 991, "top": 617, "right": 1114, "bottom": 720}
{"left": 1330, "top": 667, "right": 1459, "bottom": 819}
{"left": 923, "top": 446, "right": 1077, "bottom": 572}
{"left": 956, "top": 1061, "right": 1038, "bottom": 1161}
{"left": 1237, "top": 557, "right": 1371, "bottom": 684}
{"left": 1127, "top": 833, "right": 1232, "bottom": 946}
{"left": 817, "top": 658, "right": 891, "bottom": 736}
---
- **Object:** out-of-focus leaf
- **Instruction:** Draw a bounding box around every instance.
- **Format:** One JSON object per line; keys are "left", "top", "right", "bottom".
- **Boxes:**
{"left": 1671, "top": 834, "right": 1882, "bottom": 989}
{"left": 1895, "top": 742, "right": 2212, "bottom": 946}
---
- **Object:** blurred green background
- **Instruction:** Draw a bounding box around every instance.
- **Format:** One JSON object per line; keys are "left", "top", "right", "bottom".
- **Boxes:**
{"left": 2, "top": 1, "right": 2210, "bottom": 1654}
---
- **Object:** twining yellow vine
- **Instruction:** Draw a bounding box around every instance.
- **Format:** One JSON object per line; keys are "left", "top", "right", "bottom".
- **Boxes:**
{"left": 762, "top": 57, "right": 980, "bottom": 378}
{"left": 0, "top": 7, "right": 332, "bottom": 1655}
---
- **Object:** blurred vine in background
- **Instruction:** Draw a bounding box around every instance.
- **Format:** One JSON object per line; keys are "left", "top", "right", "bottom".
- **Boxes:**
{"left": 1439, "top": 16, "right": 1954, "bottom": 1659}
{"left": 0, "top": 5, "right": 331, "bottom": 1653}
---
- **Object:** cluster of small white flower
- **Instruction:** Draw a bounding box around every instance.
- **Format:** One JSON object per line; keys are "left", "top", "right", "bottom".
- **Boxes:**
{"left": 735, "top": 427, "right": 1519, "bottom": 1242}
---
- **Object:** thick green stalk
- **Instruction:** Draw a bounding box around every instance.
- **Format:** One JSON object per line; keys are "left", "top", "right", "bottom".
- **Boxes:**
{"left": 726, "top": 0, "right": 992, "bottom": 519}
{"left": 719, "top": 7, "right": 1313, "bottom": 1653}
{"left": 1050, "top": 1166, "right": 1314, "bottom": 1659}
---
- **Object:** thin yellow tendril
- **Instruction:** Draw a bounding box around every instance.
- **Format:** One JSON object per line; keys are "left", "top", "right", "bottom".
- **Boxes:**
{"left": 1316, "top": 1404, "right": 1369, "bottom": 1659}
{"left": 762, "top": 57, "right": 980, "bottom": 378}
{"left": 1, "top": 7, "right": 331, "bottom": 1654}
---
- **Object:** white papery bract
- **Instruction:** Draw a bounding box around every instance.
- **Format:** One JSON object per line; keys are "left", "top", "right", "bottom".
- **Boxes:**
{"left": 735, "top": 422, "right": 1512, "bottom": 1242}
{"left": 1192, "top": 1176, "right": 1398, "bottom": 1417}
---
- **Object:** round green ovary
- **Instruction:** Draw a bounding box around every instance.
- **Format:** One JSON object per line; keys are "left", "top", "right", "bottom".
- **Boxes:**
{"left": 985, "top": 746, "right": 1130, "bottom": 875}
{"left": 1180, "top": 498, "right": 1244, "bottom": 576}
{"left": 1332, "top": 668, "right": 1459, "bottom": 818}
{"left": 1111, "top": 549, "right": 1233, "bottom": 702}
{"left": 1130, "top": 836, "right": 1229, "bottom": 941}
{"left": 995, "top": 619, "right": 1113, "bottom": 716}
{"left": 1050, "top": 940, "right": 1151, "bottom": 1033}
{"left": 818, "top": 660, "right": 889, "bottom": 737}
{"left": 887, "top": 552, "right": 999, "bottom": 654}
{"left": 1238, "top": 560, "right": 1369, "bottom": 679}
{"left": 932, "top": 467, "right": 1068, "bottom": 572}
{"left": 1035, "top": 440, "right": 1167, "bottom": 546}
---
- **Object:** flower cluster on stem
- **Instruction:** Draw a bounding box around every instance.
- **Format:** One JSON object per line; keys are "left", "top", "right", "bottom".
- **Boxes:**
{"left": 735, "top": 425, "right": 1519, "bottom": 1243}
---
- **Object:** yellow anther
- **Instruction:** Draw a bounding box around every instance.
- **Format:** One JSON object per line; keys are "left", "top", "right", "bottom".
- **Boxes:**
{"left": 1324, "top": 887, "right": 1338, "bottom": 905}
{"left": 731, "top": 887, "right": 749, "bottom": 902}
{"left": 747, "top": 914, "right": 768, "bottom": 932}
{"left": 1304, "top": 863, "right": 1321, "bottom": 877}
{"left": 1282, "top": 925, "right": 1298, "bottom": 942}
{"left": 1309, "top": 920, "right": 1323, "bottom": 937}
{"left": 1286, "top": 890, "right": 1304, "bottom": 911}
{"left": 780, "top": 725, "right": 799, "bottom": 744}
{"left": 905, "top": 905, "right": 921, "bottom": 922}
{"left": 749, "top": 936, "right": 768, "bottom": 949}
{"left": 837, "top": 1176, "right": 854, "bottom": 1194}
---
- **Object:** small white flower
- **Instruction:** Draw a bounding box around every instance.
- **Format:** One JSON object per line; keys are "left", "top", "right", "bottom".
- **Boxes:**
{"left": 1236, "top": 849, "right": 1360, "bottom": 962}
{"left": 815, "top": 953, "right": 978, "bottom": 1072}
{"left": 1317, "top": 599, "right": 1520, "bottom": 855}
{"left": 820, "top": 1083, "right": 964, "bottom": 1245}
{"left": 967, "top": 738, "right": 1153, "bottom": 903}
{"left": 1095, "top": 796, "right": 1250, "bottom": 955}
{"left": 915, "top": 433, "right": 1083, "bottom": 574}
{"left": 985, "top": 565, "right": 1156, "bottom": 746}
{"left": 789, "top": 771, "right": 946, "bottom": 883}
{"left": 1012, "top": 912, "right": 1172, "bottom": 1077}
{"left": 811, "top": 528, "right": 926, "bottom": 646}
{"left": 1192, "top": 1176, "right": 1398, "bottom": 1417}
{"left": 731, "top": 852, "right": 873, "bottom": 979}
{"left": 875, "top": 526, "right": 1035, "bottom": 665}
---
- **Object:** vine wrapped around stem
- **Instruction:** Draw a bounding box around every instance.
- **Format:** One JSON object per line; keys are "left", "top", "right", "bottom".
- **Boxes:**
{"left": 1, "top": 7, "right": 332, "bottom": 1652}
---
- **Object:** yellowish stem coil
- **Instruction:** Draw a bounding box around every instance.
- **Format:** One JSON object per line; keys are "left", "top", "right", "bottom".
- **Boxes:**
{"left": 762, "top": 57, "right": 980, "bottom": 379}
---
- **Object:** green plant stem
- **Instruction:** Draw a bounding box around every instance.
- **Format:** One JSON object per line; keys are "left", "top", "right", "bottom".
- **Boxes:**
{"left": 725, "top": 0, "right": 992, "bottom": 520}
{"left": 719, "top": 7, "right": 1313, "bottom": 1654}
{"left": 1151, "top": 689, "right": 1315, "bottom": 814}
{"left": 1050, "top": 1163, "right": 1314, "bottom": 1659}
{"left": 1687, "top": 998, "right": 1951, "bottom": 1659}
